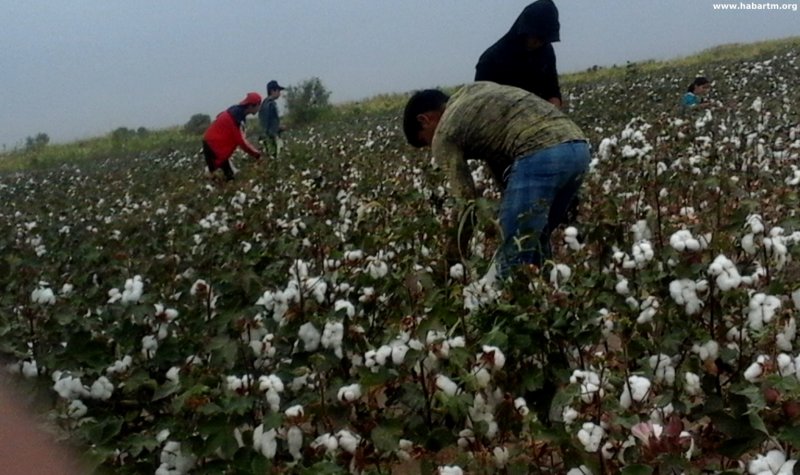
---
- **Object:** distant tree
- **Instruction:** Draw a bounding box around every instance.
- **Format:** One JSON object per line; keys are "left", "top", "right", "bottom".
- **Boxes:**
{"left": 284, "top": 77, "right": 332, "bottom": 126}
{"left": 111, "top": 127, "right": 135, "bottom": 145}
{"left": 24, "top": 133, "right": 49, "bottom": 151}
{"left": 136, "top": 127, "right": 149, "bottom": 137}
{"left": 184, "top": 114, "right": 211, "bottom": 135}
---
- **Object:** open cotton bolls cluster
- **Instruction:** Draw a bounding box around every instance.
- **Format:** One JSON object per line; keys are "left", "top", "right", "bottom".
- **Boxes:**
{"left": 744, "top": 355, "right": 770, "bottom": 382}
{"left": 31, "top": 282, "right": 56, "bottom": 305}
{"left": 298, "top": 322, "right": 321, "bottom": 351}
{"left": 564, "top": 226, "right": 584, "bottom": 251}
{"left": 620, "top": 375, "right": 651, "bottom": 409}
{"left": 685, "top": 372, "right": 702, "bottom": 396}
{"left": 748, "top": 449, "right": 797, "bottom": 475}
{"left": 311, "top": 430, "right": 361, "bottom": 454}
{"left": 463, "top": 265, "right": 499, "bottom": 312}
{"left": 669, "top": 230, "right": 708, "bottom": 252}
{"left": 577, "top": 422, "right": 605, "bottom": 453}
{"left": 118, "top": 275, "right": 144, "bottom": 304}
{"left": 252, "top": 426, "right": 277, "bottom": 459}
{"left": 570, "top": 369, "right": 605, "bottom": 403}
{"left": 550, "top": 263, "right": 571, "bottom": 287}
{"left": 708, "top": 254, "right": 742, "bottom": 291}
{"left": 338, "top": 383, "right": 362, "bottom": 403}
{"left": 747, "top": 293, "right": 781, "bottom": 330}
{"left": 436, "top": 375, "right": 460, "bottom": 396}
{"left": 637, "top": 296, "right": 659, "bottom": 324}
{"left": 692, "top": 340, "right": 719, "bottom": 362}
{"left": 649, "top": 354, "right": 676, "bottom": 385}
{"left": 156, "top": 441, "right": 196, "bottom": 475}
{"left": 258, "top": 374, "right": 285, "bottom": 411}
{"left": 438, "top": 465, "right": 464, "bottom": 475}
{"left": 669, "top": 279, "right": 707, "bottom": 315}
{"left": 321, "top": 320, "right": 345, "bottom": 358}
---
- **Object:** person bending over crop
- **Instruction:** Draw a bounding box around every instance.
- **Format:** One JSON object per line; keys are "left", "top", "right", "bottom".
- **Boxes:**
{"left": 403, "top": 82, "right": 590, "bottom": 276}
{"left": 202, "top": 92, "right": 263, "bottom": 181}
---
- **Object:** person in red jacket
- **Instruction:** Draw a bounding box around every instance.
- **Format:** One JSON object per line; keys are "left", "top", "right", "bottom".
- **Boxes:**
{"left": 202, "top": 92, "right": 263, "bottom": 180}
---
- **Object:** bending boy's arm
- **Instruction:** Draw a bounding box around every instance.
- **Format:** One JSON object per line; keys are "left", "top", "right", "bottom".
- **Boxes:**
{"left": 433, "top": 139, "right": 477, "bottom": 201}
{"left": 433, "top": 139, "right": 477, "bottom": 259}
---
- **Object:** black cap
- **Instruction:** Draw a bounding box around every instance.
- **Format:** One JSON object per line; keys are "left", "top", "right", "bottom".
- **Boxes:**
{"left": 267, "top": 80, "right": 285, "bottom": 92}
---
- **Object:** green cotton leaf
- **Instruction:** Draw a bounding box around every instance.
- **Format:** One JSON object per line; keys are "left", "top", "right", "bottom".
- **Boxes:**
{"left": 152, "top": 382, "right": 180, "bottom": 401}
{"left": 371, "top": 425, "right": 402, "bottom": 453}
{"left": 86, "top": 416, "right": 123, "bottom": 445}
{"left": 621, "top": 464, "right": 654, "bottom": 475}
{"left": 301, "top": 461, "right": 347, "bottom": 475}
{"left": 748, "top": 412, "right": 769, "bottom": 435}
{"left": 778, "top": 425, "right": 800, "bottom": 448}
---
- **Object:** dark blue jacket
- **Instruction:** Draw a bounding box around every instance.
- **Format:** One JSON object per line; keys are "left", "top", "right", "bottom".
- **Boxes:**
{"left": 475, "top": 0, "right": 562, "bottom": 102}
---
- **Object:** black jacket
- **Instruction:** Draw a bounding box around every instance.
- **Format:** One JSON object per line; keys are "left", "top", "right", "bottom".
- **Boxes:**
{"left": 474, "top": 0, "right": 561, "bottom": 102}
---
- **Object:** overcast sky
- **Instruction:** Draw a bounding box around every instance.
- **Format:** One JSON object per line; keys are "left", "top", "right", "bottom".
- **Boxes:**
{"left": 1, "top": 1, "right": 797, "bottom": 148}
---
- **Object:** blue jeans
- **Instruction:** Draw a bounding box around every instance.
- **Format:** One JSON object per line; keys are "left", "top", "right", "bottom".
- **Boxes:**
{"left": 497, "top": 140, "right": 590, "bottom": 276}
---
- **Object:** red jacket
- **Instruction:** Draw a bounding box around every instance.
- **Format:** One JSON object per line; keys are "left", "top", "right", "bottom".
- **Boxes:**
{"left": 203, "top": 108, "right": 260, "bottom": 166}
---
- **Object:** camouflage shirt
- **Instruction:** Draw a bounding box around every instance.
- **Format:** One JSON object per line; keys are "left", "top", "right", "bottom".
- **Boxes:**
{"left": 431, "top": 81, "right": 586, "bottom": 199}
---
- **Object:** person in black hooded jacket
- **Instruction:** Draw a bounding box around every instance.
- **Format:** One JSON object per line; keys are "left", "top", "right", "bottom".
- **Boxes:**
{"left": 475, "top": 0, "right": 562, "bottom": 108}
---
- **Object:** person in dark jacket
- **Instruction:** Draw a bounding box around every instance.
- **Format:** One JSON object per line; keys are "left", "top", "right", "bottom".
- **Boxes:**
{"left": 258, "top": 80, "right": 286, "bottom": 159}
{"left": 475, "top": 0, "right": 562, "bottom": 108}
{"left": 202, "top": 92, "right": 263, "bottom": 181}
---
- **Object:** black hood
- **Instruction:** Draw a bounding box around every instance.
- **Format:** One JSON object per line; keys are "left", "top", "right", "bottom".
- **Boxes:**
{"left": 507, "top": 0, "right": 560, "bottom": 43}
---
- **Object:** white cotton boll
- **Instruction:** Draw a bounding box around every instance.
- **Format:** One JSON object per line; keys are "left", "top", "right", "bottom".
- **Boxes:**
{"left": 166, "top": 366, "right": 180, "bottom": 384}
{"left": 793, "top": 289, "right": 800, "bottom": 310}
{"left": 747, "top": 214, "right": 765, "bottom": 234}
{"left": 684, "top": 372, "right": 701, "bottom": 396}
{"left": 748, "top": 450, "right": 796, "bottom": 475}
{"left": 312, "top": 433, "right": 338, "bottom": 453}
{"left": 287, "top": 426, "right": 303, "bottom": 460}
{"left": 449, "top": 263, "right": 465, "bottom": 280}
{"left": 692, "top": 340, "right": 719, "bottom": 362}
{"left": 67, "top": 399, "right": 88, "bottom": 419}
{"left": 375, "top": 345, "right": 392, "bottom": 366}
{"left": 253, "top": 426, "right": 277, "bottom": 459}
{"left": 747, "top": 293, "right": 781, "bottom": 330}
{"left": 321, "top": 321, "right": 345, "bottom": 358}
{"left": 615, "top": 278, "right": 630, "bottom": 295}
{"left": 479, "top": 345, "right": 506, "bottom": 370}
{"left": 777, "top": 353, "right": 796, "bottom": 376}
{"left": 334, "top": 300, "right": 355, "bottom": 318}
{"left": 90, "top": 376, "right": 114, "bottom": 400}
{"left": 473, "top": 367, "right": 491, "bottom": 388}
{"left": 493, "top": 446, "right": 510, "bottom": 468}
{"left": 338, "top": 383, "right": 362, "bottom": 403}
{"left": 438, "top": 466, "right": 464, "bottom": 475}
{"left": 550, "top": 264, "right": 572, "bottom": 287}
{"left": 563, "top": 406, "right": 579, "bottom": 425}
{"left": 21, "top": 360, "right": 38, "bottom": 378}
{"left": 514, "top": 397, "right": 529, "bottom": 416}
{"left": 106, "top": 355, "right": 132, "bottom": 375}
{"left": 121, "top": 275, "right": 144, "bottom": 304}
{"left": 637, "top": 297, "right": 659, "bottom": 324}
{"left": 60, "top": 283, "right": 74, "bottom": 296}
{"left": 298, "top": 322, "right": 321, "bottom": 351}
{"left": 620, "top": 375, "right": 651, "bottom": 409}
{"left": 436, "top": 375, "right": 459, "bottom": 396}
{"left": 285, "top": 404, "right": 304, "bottom": 418}
{"left": 744, "top": 361, "right": 764, "bottom": 382}
{"left": 367, "top": 259, "right": 389, "bottom": 279}
{"left": 336, "top": 430, "right": 360, "bottom": 454}
{"left": 142, "top": 335, "right": 159, "bottom": 358}
{"left": 391, "top": 343, "right": 410, "bottom": 365}
{"left": 156, "top": 429, "right": 170, "bottom": 444}
{"left": 649, "top": 354, "right": 675, "bottom": 385}
{"left": 31, "top": 286, "right": 56, "bottom": 305}
{"left": 777, "top": 318, "right": 796, "bottom": 352}
{"left": 265, "top": 389, "right": 281, "bottom": 412}
{"left": 577, "top": 422, "right": 605, "bottom": 453}
{"left": 742, "top": 233, "right": 757, "bottom": 254}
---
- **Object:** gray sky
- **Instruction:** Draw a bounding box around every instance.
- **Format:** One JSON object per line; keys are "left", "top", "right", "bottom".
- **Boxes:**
{"left": 1, "top": 1, "right": 797, "bottom": 148}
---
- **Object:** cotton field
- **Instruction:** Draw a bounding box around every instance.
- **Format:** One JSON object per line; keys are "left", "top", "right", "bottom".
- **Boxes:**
{"left": 1, "top": 44, "right": 800, "bottom": 473}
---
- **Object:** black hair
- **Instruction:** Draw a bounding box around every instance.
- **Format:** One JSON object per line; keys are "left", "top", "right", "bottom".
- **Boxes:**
{"left": 403, "top": 89, "right": 449, "bottom": 148}
{"left": 687, "top": 76, "right": 710, "bottom": 93}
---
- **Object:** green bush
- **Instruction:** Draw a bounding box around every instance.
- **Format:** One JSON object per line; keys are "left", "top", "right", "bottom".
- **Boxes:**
{"left": 284, "top": 77, "right": 332, "bottom": 126}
